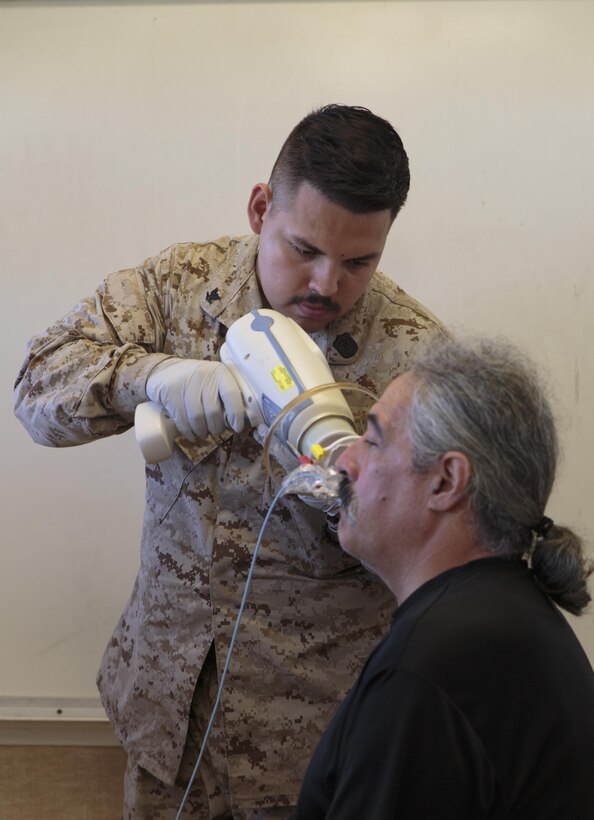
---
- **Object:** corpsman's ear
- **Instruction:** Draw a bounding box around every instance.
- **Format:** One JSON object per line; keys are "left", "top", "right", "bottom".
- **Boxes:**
{"left": 427, "top": 451, "right": 472, "bottom": 512}
{"left": 247, "top": 183, "right": 272, "bottom": 234}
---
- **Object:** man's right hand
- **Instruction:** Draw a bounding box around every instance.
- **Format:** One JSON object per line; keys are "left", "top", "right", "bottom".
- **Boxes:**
{"left": 145, "top": 358, "right": 245, "bottom": 440}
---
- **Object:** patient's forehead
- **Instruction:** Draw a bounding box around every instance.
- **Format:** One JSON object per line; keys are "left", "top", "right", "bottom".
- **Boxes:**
{"left": 369, "top": 372, "right": 417, "bottom": 438}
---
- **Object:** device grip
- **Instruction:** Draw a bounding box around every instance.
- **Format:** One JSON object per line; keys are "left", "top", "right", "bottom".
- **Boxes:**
{"left": 134, "top": 401, "right": 177, "bottom": 463}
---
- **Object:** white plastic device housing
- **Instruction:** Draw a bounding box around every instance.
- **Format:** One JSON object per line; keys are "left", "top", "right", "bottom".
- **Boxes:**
{"left": 134, "top": 308, "right": 358, "bottom": 463}
{"left": 219, "top": 309, "right": 356, "bottom": 458}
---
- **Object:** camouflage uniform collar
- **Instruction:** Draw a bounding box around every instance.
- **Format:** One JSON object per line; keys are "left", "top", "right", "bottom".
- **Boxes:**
{"left": 324, "top": 286, "right": 373, "bottom": 365}
{"left": 199, "top": 234, "right": 265, "bottom": 328}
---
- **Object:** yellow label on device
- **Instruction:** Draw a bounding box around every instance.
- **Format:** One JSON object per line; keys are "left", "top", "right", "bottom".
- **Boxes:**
{"left": 271, "top": 365, "right": 294, "bottom": 392}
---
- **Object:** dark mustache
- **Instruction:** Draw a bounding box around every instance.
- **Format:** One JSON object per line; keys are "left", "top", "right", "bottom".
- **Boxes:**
{"left": 291, "top": 293, "right": 340, "bottom": 313}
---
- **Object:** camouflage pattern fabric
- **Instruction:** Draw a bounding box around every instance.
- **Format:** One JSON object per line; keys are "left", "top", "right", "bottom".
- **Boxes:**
{"left": 14, "top": 235, "right": 446, "bottom": 808}
{"left": 123, "top": 645, "right": 292, "bottom": 818}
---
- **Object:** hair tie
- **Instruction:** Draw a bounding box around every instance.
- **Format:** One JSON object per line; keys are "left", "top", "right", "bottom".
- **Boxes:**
{"left": 533, "top": 515, "right": 554, "bottom": 539}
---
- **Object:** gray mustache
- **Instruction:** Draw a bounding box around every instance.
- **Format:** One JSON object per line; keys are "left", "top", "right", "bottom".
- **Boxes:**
{"left": 339, "top": 476, "right": 352, "bottom": 507}
{"left": 338, "top": 476, "right": 357, "bottom": 524}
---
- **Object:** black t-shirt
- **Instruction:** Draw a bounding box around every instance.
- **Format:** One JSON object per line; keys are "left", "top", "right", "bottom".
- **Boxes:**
{"left": 292, "top": 558, "right": 594, "bottom": 819}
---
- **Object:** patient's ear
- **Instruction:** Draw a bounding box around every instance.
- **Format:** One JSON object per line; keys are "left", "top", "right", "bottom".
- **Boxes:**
{"left": 427, "top": 451, "right": 472, "bottom": 512}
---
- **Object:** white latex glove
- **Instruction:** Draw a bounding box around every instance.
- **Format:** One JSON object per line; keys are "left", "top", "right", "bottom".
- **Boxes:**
{"left": 146, "top": 358, "right": 245, "bottom": 440}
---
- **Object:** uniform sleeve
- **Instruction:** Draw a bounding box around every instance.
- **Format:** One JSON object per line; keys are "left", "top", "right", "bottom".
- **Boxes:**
{"left": 13, "top": 250, "right": 177, "bottom": 447}
{"left": 296, "top": 667, "right": 502, "bottom": 820}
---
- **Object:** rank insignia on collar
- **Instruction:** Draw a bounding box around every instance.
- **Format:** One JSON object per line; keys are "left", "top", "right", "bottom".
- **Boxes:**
{"left": 332, "top": 333, "right": 358, "bottom": 359}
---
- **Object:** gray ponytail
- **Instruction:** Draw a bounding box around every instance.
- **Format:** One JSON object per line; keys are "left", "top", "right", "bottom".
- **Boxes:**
{"left": 530, "top": 525, "right": 592, "bottom": 616}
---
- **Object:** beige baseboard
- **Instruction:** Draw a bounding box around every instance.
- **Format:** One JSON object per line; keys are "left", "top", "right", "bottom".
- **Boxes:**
{"left": 0, "top": 696, "right": 119, "bottom": 746}
{"left": 0, "top": 719, "right": 119, "bottom": 746}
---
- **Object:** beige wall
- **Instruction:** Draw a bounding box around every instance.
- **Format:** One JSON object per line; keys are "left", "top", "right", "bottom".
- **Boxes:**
{"left": 1, "top": 0, "right": 593, "bottom": 725}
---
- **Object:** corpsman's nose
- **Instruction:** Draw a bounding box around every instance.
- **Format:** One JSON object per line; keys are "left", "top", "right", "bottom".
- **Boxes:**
{"left": 310, "top": 261, "right": 340, "bottom": 296}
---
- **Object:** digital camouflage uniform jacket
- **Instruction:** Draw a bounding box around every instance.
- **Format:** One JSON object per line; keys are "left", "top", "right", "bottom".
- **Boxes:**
{"left": 14, "top": 235, "right": 445, "bottom": 808}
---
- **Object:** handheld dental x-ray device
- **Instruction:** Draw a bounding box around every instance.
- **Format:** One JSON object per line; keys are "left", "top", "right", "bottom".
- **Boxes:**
{"left": 134, "top": 308, "right": 361, "bottom": 466}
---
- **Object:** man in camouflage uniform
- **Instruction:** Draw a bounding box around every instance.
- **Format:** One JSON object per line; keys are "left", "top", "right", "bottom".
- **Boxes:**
{"left": 14, "top": 105, "right": 445, "bottom": 818}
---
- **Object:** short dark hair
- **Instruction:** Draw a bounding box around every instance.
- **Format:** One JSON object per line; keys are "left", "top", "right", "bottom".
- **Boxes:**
{"left": 269, "top": 104, "right": 410, "bottom": 220}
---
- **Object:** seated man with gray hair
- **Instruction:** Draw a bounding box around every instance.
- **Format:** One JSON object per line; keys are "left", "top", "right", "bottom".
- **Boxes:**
{"left": 292, "top": 336, "right": 594, "bottom": 820}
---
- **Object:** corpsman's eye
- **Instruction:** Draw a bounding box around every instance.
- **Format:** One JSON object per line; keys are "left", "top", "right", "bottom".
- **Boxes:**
{"left": 347, "top": 259, "right": 371, "bottom": 271}
{"left": 292, "top": 243, "right": 316, "bottom": 257}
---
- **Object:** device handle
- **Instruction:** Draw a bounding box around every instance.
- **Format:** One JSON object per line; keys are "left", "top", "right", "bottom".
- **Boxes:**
{"left": 134, "top": 401, "right": 178, "bottom": 464}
